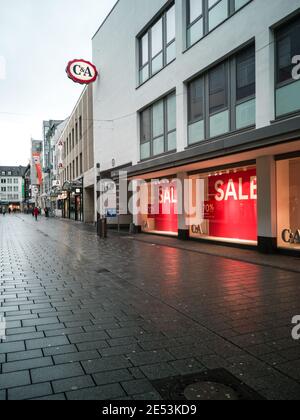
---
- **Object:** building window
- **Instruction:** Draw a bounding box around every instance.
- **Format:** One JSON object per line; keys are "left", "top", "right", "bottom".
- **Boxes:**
{"left": 79, "top": 116, "right": 83, "bottom": 139}
{"left": 72, "top": 129, "right": 75, "bottom": 149}
{"left": 80, "top": 153, "right": 83, "bottom": 175}
{"left": 235, "top": 46, "right": 256, "bottom": 129}
{"left": 187, "top": 44, "right": 255, "bottom": 145}
{"left": 209, "top": 62, "right": 229, "bottom": 138}
{"left": 275, "top": 16, "right": 300, "bottom": 117}
{"left": 140, "top": 92, "right": 177, "bottom": 160}
{"left": 277, "top": 157, "right": 300, "bottom": 252}
{"left": 138, "top": 3, "right": 176, "bottom": 85}
{"left": 186, "top": 0, "right": 252, "bottom": 48}
{"left": 189, "top": 165, "right": 257, "bottom": 244}
{"left": 75, "top": 123, "right": 78, "bottom": 144}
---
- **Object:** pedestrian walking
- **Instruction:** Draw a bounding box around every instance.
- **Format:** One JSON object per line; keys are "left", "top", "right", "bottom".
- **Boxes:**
{"left": 33, "top": 207, "right": 39, "bottom": 221}
{"left": 44, "top": 207, "right": 49, "bottom": 218}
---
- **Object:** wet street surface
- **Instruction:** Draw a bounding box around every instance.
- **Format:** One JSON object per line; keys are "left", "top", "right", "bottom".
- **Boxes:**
{"left": 0, "top": 214, "right": 300, "bottom": 400}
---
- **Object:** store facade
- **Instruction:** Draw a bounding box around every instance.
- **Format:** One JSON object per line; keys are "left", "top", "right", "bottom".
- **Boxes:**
{"left": 61, "top": 180, "right": 83, "bottom": 222}
{"left": 92, "top": 0, "right": 300, "bottom": 255}
{"left": 277, "top": 156, "right": 300, "bottom": 253}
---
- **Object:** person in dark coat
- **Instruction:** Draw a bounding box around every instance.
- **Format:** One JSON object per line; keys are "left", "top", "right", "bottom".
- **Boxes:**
{"left": 33, "top": 207, "right": 39, "bottom": 221}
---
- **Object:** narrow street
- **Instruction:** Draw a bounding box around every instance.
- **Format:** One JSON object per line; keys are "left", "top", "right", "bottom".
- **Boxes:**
{"left": 0, "top": 214, "right": 300, "bottom": 400}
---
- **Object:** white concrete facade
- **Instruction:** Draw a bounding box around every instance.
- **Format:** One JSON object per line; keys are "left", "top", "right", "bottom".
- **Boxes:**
{"left": 93, "top": 0, "right": 299, "bottom": 169}
{"left": 92, "top": 0, "right": 300, "bottom": 253}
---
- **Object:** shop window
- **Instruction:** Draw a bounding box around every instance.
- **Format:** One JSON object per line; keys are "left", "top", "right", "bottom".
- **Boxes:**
{"left": 141, "top": 180, "right": 178, "bottom": 235}
{"left": 138, "top": 3, "right": 176, "bottom": 85}
{"left": 189, "top": 165, "right": 257, "bottom": 244}
{"left": 187, "top": 44, "right": 255, "bottom": 145}
{"left": 209, "top": 62, "right": 229, "bottom": 137}
{"left": 140, "top": 92, "right": 177, "bottom": 160}
{"left": 275, "top": 16, "right": 300, "bottom": 117}
{"left": 186, "top": 0, "right": 252, "bottom": 48}
{"left": 277, "top": 157, "right": 300, "bottom": 252}
{"left": 235, "top": 45, "right": 256, "bottom": 129}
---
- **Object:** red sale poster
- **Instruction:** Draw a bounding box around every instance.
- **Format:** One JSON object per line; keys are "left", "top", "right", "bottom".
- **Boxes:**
{"left": 207, "top": 168, "right": 257, "bottom": 241}
{"left": 148, "top": 185, "right": 178, "bottom": 233}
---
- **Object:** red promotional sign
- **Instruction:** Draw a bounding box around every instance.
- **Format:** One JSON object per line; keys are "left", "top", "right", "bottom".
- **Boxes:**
{"left": 32, "top": 153, "right": 43, "bottom": 186}
{"left": 66, "top": 59, "right": 98, "bottom": 85}
{"left": 148, "top": 185, "right": 178, "bottom": 233}
{"left": 207, "top": 168, "right": 257, "bottom": 241}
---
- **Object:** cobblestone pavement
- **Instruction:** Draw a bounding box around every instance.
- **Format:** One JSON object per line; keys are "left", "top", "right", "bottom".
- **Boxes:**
{"left": 0, "top": 214, "right": 300, "bottom": 400}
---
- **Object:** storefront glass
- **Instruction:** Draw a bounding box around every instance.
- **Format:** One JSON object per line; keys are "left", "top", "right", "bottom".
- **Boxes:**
{"left": 277, "top": 157, "right": 300, "bottom": 251}
{"left": 189, "top": 165, "right": 257, "bottom": 244}
{"left": 141, "top": 180, "right": 178, "bottom": 235}
{"left": 70, "top": 195, "right": 76, "bottom": 220}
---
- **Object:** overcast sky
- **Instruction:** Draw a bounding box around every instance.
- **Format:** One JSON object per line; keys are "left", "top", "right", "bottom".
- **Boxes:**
{"left": 0, "top": 0, "right": 116, "bottom": 166}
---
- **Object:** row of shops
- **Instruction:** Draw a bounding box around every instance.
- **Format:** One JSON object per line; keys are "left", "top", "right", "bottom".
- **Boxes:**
{"left": 128, "top": 142, "right": 300, "bottom": 256}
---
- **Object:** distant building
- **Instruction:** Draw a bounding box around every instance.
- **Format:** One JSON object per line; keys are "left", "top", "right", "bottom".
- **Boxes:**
{"left": 30, "top": 139, "right": 43, "bottom": 206}
{"left": 58, "top": 85, "right": 95, "bottom": 223}
{"left": 42, "top": 120, "right": 64, "bottom": 208}
{"left": 0, "top": 166, "right": 27, "bottom": 213}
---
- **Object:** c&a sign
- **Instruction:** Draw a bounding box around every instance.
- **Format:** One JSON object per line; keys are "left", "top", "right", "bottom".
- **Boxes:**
{"left": 282, "top": 229, "right": 300, "bottom": 245}
{"left": 66, "top": 59, "right": 98, "bottom": 85}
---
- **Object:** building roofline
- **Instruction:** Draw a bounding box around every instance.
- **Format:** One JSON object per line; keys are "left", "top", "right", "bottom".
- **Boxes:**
{"left": 92, "top": 0, "right": 120, "bottom": 40}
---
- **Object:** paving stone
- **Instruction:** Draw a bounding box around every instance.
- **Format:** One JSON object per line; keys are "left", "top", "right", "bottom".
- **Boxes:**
{"left": 53, "top": 350, "right": 100, "bottom": 365}
{"left": 140, "top": 363, "right": 178, "bottom": 380}
{"left": 6, "top": 331, "right": 45, "bottom": 343}
{"left": 31, "top": 363, "right": 84, "bottom": 383}
{"left": 93, "top": 369, "right": 133, "bottom": 386}
{"left": 52, "top": 375, "right": 95, "bottom": 394}
{"left": 132, "top": 391, "right": 162, "bottom": 400}
{"left": 34, "top": 393, "right": 66, "bottom": 401}
{"left": 106, "top": 327, "right": 145, "bottom": 339}
{"left": 2, "top": 356, "right": 53, "bottom": 373}
{"left": 82, "top": 356, "right": 132, "bottom": 374}
{"left": 68, "top": 332, "right": 109, "bottom": 344}
{"left": 99, "top": 344, "right": 141, "bottom": 358}
{"left": 6, "top": 327, "right": 36, "bottom": 336}
{"left": 76, "top": 340, "right": 109, "bottom": 352}
{"left": 0, "top": 341, "right": 25, "bottom": 354}
{"left": 126, "top": 350, "right": 174, "bottom": 366}
{"left": 26, "top": 335, "right": 69, "bottom": 350}
{"left": 8, "top": 382, "right": 53, "bottom": 400}
{"left": 66, "top": 384, "right": 125, "bottom": 400}
{"left": 22, "top": 317, "right": 59, "bottom": 327}
{"left": 1, "top": 215, "right": 300, "bottom": 401}
{"left": 0, "top": 371, "right": 31, "bottom": 390}
{"left": 121, "top": 379, "right": 156, "bottom": 396}
{"left": 7, "top": 349, "right": 43, "bottom": 363}
{"left": 43, "top": 344, "right": 77, "bottom": 356}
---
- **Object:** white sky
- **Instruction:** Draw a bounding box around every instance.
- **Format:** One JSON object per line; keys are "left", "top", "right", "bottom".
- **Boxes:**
{"left": 0, "top": 0, "right": 116, "bottom": 166}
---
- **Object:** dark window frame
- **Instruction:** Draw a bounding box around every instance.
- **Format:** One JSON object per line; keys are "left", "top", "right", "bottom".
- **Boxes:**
{"left": 140, "top": 92, "right": 177, "bottom": 161}
{"left": 138, "top": 2, "right": 176, "bottom": 85}
{"left": 186, "top": 0, "right": 253, "bottom": 49}
{"left": 275, "top": 16, "right": 300, "bottom": 89}
{"left": 187, "top": 44, "right": 256, "bottom": 145}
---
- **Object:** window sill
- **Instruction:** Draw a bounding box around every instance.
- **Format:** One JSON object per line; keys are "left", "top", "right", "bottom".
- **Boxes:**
{"left": 272, "top": 110, "right": 300, "bottom": 124}
{"left": 185, "top": 124, "right": 256, "bottom": 150}
{"left": 138, "top": 149, "right": 177, "bottom": 164}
